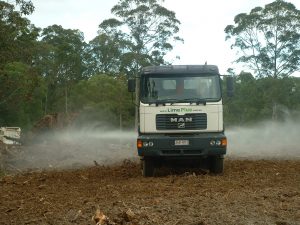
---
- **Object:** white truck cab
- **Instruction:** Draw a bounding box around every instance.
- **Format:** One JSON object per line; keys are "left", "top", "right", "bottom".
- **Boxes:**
{"left": 129, "top": 65, "right": 233, "bottom": 176}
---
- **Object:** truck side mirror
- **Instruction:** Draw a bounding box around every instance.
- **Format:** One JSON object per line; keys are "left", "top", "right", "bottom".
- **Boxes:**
{"left": 128, "top": 79, "right": 136, "bottom": 92}
{"left": 226, "top": 76, "right": 234, "bottom": 97}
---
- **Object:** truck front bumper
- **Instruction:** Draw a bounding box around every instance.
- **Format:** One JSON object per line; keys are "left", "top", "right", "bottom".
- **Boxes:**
{"left": 137, "top": 132, "right": 226, "bottom": 157}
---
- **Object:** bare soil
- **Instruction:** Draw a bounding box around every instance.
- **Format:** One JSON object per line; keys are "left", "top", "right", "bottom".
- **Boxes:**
{"left": 0, "top": 158, "right": 299, "bottom": 225}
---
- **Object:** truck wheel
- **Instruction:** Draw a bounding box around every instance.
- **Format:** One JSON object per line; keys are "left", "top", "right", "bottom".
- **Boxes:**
{"left": 142, "top": 158, "right": 155, "bottom": 177}
{"left": 209, "top": 156, "right": 224, "bottom": 174}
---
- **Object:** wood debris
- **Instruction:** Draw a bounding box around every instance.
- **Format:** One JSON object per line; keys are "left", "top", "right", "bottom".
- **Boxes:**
{"left": 92, "top": 209, "right": 115, "bottom": 225}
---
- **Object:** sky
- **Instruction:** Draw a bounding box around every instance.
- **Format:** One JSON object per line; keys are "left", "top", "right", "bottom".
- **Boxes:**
{"left": 27, "top": 0, "right": 300, "bottom": 76}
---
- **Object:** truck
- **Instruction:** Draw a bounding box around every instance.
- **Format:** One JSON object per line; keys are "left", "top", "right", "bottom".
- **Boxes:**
{"left": 128, "top": 65, "right": 233, "bottom": 177}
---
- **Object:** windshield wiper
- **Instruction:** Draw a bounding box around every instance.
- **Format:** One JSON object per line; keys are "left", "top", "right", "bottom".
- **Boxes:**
{"left": 147, "top": 98, "right": 207, "bottom": 106}
{"left": 147, "top": 98, "right": 178, "bottom": 106}
{"left": 156, "top": 98, "right": 178, "bottom": 106}
{"left": 181, "top": 98, "right": 207, "bottom": 105}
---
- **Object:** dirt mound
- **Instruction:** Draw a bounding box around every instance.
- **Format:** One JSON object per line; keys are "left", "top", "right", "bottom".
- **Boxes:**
{"left": 0, "top": 159, "right": 299, "bottom": 225}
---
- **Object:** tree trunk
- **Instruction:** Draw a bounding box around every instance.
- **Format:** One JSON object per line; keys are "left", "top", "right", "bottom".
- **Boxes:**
{"left": 65, "top": 87, "right": 68, "bottom": 114}
{"left": 272, "top": 102, "right": 277, "bottom": 121}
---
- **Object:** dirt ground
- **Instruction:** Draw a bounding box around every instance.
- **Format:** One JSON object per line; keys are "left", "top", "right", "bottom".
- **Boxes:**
{"left": 0, "top": 156, "right": 299, "bottom": 225}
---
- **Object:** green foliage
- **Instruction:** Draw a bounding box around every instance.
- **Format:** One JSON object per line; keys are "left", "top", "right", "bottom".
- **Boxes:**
{"left": 36, "top": 25, "right": 88, "bottom": 113}
{"left": 0, "top": 62, "right": 44, "bottom": 128}
{"left": 95, "top": 0, "right": 183, "bottom": 76}
{"left": 224, "top": 73, "right": 300, "bottom": 126}
{"left": 225, "top": 0, "right": 300, "bottom": 78}
{"left": 15, "top": 0, "right": 34, "bottom": 15}
{"left": 1, "top": 0, "right": 300, "bottom": 132}
{"left": 224, "top": 0, "right": 300, "bottom": 125}
{"left": 70, "top": 74, "right": 135, "bottom": 128}
{"left": 0, "top": 1, "right": 43, "bottom": 129}
{"left": 0, "top": 1, "right": 39, "bottom": 67}
{"left": 85, "top": 33, "right": 124, "bottom": 76}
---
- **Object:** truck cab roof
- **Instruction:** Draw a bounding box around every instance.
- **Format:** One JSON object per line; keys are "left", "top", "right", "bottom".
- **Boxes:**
{"left": 142, "top": 65, "right": 220, "bottom": 75}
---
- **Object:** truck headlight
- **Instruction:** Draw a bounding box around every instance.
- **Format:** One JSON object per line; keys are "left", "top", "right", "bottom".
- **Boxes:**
{"left": 215, "top": 140, "right": 221, "bottom": 146}
{"left": 143, "top": 141, "right": 154, "bottom": 147}
{"left": 137, "top": 139, "right": 154, "bottom": 148}
{"left": 210, "top": 138, "right": 227, "bottom": 147}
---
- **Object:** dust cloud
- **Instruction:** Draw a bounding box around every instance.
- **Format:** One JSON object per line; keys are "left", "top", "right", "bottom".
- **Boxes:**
{"left": 227, "top": 119, "right": 300, "bottom": 160}
{"left": 9, "top": 129, "right": 138, "bottom": 171}
{"left": 5, "top": 119, "right": 300, "bottom": 171}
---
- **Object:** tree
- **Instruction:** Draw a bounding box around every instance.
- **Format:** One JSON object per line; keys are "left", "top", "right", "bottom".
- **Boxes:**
{"left": 0, "top": 1, "right": 44, "bottom": 127}
{"left": 98, "top": 0, "right": 183, "bottom": 129}
{"left": 98, "top": 0, "right": 183, "bottom": 76}
{"left": 5, "top": 0, "right": 34, "bottom": 15}
{"left": 223, "top": 72, "right": 265, "bottom": 125}
{"left": 223, "top": 72, "right": 300, "bottom": 125}
{"left": 0, "top": 1, "right": 39, "bottom": 67}
{"left": 36, "top": 25, "right": 87, "bottom": 113}
{"left": 70, "top": 74, "right": 135, "bottom": 129}
{"left": 0, "top": 62, "right": 44, "bottom": 128}
{"left": 225, "top": 0, "right": 300, "bottom": 78}
{"left": 85, "top": 32, "right": 124, "bottom": 76}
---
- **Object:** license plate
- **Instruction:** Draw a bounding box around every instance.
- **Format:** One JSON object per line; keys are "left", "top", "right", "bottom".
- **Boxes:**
{"left": 175, "top": 140, "right": 189, "bottom": 146}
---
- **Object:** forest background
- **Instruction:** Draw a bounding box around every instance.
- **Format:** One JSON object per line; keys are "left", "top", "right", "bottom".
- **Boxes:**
{"left": 0, "top": 0, "right": 300, "bottom": 132}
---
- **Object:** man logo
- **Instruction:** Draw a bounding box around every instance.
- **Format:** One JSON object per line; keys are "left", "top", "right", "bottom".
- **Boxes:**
{"left": 178, "top": 123, "right": 185, "bottom": 128}
{"left": 170, "top": 117, "right": 193, "bottom": 123}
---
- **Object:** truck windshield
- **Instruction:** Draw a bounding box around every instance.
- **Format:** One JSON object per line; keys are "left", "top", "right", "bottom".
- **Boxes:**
{"left": 140, "top": 74, "right": 221, "bottom": 104}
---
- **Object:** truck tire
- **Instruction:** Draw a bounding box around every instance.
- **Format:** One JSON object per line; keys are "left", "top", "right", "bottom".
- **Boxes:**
{"left": 142, "top": 158, "right": 155, "bottom": 177}
{"left": 209, "top": 156, "right": 224, "bottom": 174}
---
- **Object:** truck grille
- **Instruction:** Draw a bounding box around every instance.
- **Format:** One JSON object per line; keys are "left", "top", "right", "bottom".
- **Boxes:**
{"left": 156, "top": 114, "right": 207, "bottom": 130}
